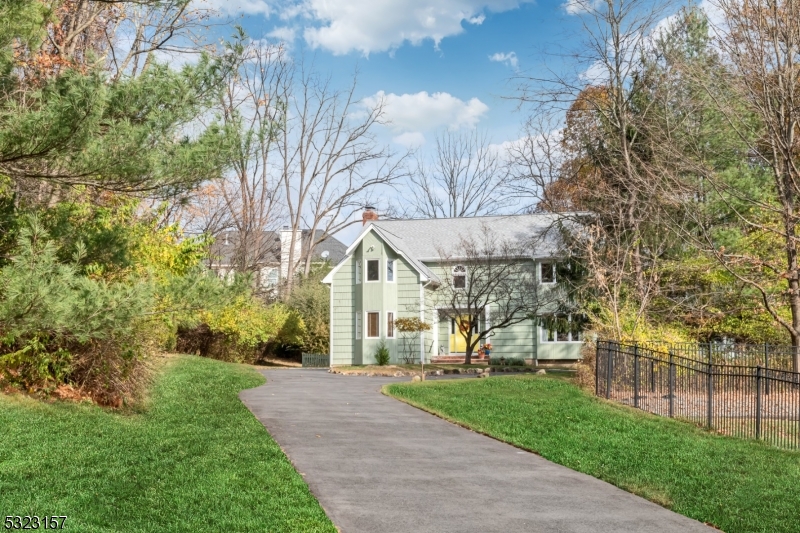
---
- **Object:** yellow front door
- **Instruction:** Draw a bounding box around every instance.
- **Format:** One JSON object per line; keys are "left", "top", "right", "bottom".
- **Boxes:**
{"left": 449, "top": 316, "right": 470, "bottom": 353}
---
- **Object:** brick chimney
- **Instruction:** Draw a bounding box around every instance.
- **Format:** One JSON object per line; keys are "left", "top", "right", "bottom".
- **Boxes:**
{"left": 362, "top": 206, "right": 379, "bottom": 225}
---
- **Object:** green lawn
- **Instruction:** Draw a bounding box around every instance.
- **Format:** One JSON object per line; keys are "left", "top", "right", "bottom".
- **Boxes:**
{"left": 0, "top": 355, "right": 335, "bottom": 533}
{"left": 385, "top": 375, "right": 800, "bottom": 533}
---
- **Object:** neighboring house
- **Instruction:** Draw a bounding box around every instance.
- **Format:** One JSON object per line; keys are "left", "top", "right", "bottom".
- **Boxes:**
{"left": 209, "top": 227, "right": 347, "bottom": 291}
{"left": 322, "top": 210, "right": 583, "bottom": 366}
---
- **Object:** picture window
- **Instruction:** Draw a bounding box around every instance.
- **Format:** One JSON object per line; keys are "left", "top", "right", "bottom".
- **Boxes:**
{"left": 540, "top": 314, "right": 583, "bottom": 343}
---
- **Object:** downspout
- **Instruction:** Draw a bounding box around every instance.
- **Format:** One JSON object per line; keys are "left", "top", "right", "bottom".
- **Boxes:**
{"left": 420, "top": 279, "right": 434, "bottom": 364}
{"left": 329, "top": 281, "right": 334, "bottom": 369}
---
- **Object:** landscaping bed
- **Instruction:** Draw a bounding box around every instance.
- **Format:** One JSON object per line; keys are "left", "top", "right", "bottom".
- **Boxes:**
{"left": 329, "top": 364, "right": 569, "bottom": 377}
{"left": 0, "top": 355, "right": 335, "bottom": 533}
{"left": 385, "top": 375, "right": 800, "bottom": 533}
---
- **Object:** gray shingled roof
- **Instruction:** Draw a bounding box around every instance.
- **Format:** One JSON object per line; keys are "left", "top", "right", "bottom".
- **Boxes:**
{"left": 370, "top": 225, "right": 441, "bottom": 283}
{"left": 371, "top": 213, "right": 568, "bottom": 262}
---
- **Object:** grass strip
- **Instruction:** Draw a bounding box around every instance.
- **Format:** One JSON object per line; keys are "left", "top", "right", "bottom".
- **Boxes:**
{"left": 0, "top": 355, "right": 335, "bottom": 533}
{"left": 385, "top": 375, "right": 800, "bottom": 533}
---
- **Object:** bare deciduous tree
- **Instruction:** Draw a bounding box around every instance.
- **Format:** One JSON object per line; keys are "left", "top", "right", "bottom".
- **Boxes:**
{"left": 510, "top": 0, "right": 677, "bottom": 338}
{"left": 214, "top": 41, "right": 286, "bottom": 278}
{"left": 278, "top": 66, "right": 408, "bottom": 294}
{"left": 409, "top": 129, "right": 513, "bottom": 218}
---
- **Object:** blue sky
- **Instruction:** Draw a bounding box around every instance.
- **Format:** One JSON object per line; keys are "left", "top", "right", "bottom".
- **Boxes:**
{"left": 190, "top": 0, "right": 697, "bottom": 243}
{"left": 198, "top": 0, "right": 596, "bottom": 150}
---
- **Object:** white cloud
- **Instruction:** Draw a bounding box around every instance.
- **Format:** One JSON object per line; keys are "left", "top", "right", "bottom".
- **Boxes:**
{"left": 365, "top": 90, "right": 489, "bottom": 132}
{"left": 267, "top": 26, "right": 297, "bottom": 43}
{"left": 393, "top": 131, "right": 427, "bottom": 147}
{"left": 193, "top": 0, "right": 271, "bottom": 16}
{"left": 295, "top": 0, "right": 526, "bottom": 55}
{"left": 562, "top": 0, "right": 601, "bottom": 15}
{"left": 579, "top": 59, "right": 607, "bottom": 84}
{"left": 489, "top": 51, "right": 518, "bottom": 69}
{"left": 699, "top": 0, "right": 726, "bottom": 29}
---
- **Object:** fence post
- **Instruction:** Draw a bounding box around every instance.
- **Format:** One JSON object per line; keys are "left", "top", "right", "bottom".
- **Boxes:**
{"left": 634, "top": 343, "right": 640, "bottom": 408}
{"left": 650, "top": 359, "right": 656, "bottom": 393}
{"left": 707, "top": 362, "right": 714, "bottom": 430}
{"left": 668, "top": 350, "right": 675, "bottom": 418}
{"left": 755, "top": 365, "right": 762, "bottom": 440}
{"left": 606, "top": 341, "right": 613, "bottom": 400}
{"left": 595, "top": 341, "right": 603, "bottom": 397}
{"left": 764, "top": 342, "right": 770, "bottom": 395}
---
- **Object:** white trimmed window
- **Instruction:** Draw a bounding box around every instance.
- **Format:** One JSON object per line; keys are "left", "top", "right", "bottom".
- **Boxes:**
{"left": 387, "top": 311, "right": 395, "bottom": 338}
{"left": 263, "top": 268, "right": 279, "bottom": 287}
{"left": 355, "top": 312, "right": 361, "bottom": 340}
{"left": 366, "top": 259, "right": 380, "bottom": 281}
{"left": 540, "top": 261, "right": 556, "bottom": 284}
{"left": 387, "top": 259, "right": 395, "bottom": 282}
{"left": 453, "top": 265, "right": 466, "bottom": 289}
{"left": 540, "top": 314, "right": 582, "bottom": 343}
{"left": 366, "top": 311, "right": 380, "bottom": 338}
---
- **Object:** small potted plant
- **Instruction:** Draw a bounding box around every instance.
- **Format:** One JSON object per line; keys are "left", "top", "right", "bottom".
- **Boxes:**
{"left": 484, "top": 342, "right": 493, "bottom": 357}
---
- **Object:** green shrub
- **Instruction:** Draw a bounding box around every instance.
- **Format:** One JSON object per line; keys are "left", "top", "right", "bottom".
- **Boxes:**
{"left": 286, "top": 265, "right": 331, "bottom": 354}
{"left": 489, "top": 357, "right": 525, "bottom": 366}
{"left": 0, "top": 218, "right": 154, "bottom": 404}
{"left": 177, "top": 297, "right": 306, "bottom": 364}
{"left": 374, "top": 340, "right": 391, "bottom": 366}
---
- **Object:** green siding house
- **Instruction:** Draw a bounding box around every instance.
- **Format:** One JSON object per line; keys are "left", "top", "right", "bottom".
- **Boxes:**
{"left": 322, "top": 212, "right": 583, "bottom": 366}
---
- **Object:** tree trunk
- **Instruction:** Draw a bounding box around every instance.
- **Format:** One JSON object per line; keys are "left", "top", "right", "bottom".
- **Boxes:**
{"left": 786, "top": 212, "right": 800, "bottom": 373}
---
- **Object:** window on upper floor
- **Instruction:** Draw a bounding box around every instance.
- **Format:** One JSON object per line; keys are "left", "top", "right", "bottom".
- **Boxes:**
{"left": 264, "top": 268, "right": 279, "bottom": 287}
{"left": 387, "top": 259, "right": 395, "bottom": 282}
{"left": 453, "top": 265, "right": 466, "bottom": 289}
{"left": 367, "top": 259, "right": 380, "bottom": 281}
{"left": 540, "top": 261, "right": 556, "bottom": 284}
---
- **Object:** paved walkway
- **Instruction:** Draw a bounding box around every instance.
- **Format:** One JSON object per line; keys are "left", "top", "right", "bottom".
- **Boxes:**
{"left": 240, "top": 370, "right": 713, "bottom": 533}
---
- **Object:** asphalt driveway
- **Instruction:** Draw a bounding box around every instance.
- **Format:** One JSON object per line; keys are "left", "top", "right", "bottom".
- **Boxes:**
{"left": 240, "top": 370, "right": 713, "bottom": 533}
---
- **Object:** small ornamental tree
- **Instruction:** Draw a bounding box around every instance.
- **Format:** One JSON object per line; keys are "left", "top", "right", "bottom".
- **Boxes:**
{"left": 394, "top": 317, "right": 431, "bottom": 377}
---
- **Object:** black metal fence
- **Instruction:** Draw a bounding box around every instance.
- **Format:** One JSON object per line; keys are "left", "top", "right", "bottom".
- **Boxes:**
{"left": 596, "top": 341, "right": 800, "bottom": 450}
{"left": 301, "top": 353, "right": 330, "bottom": 368}
{"left": 641, "top": 341, "right": 798, "bottom": 371}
